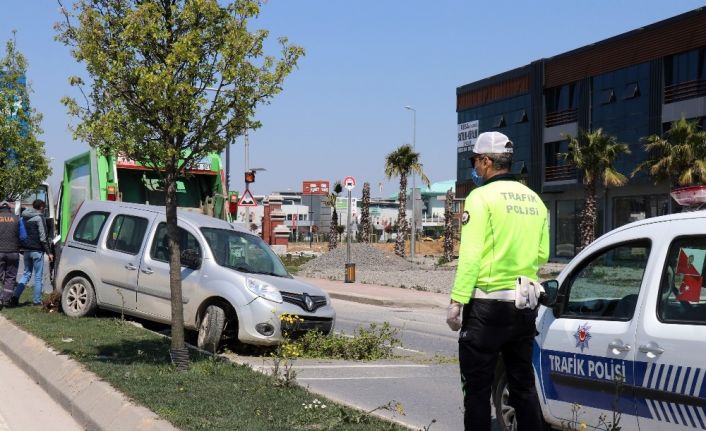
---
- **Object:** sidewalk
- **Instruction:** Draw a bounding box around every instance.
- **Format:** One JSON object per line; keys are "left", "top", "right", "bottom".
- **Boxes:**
{"left": 295, "top": 276, "right": 449, "bottom": 309}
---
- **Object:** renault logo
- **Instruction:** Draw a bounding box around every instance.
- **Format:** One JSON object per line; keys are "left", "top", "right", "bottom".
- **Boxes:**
{"left": 303, "top": 294, "right": 314, "bottom": 311}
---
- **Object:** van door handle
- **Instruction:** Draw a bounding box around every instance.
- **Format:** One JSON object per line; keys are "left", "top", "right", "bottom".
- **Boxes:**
{"left": 608, "top": 341, "right": 631, "bottom": 352}
{"left": 141, "top": 268, "right": 154, "bottom": 275}
{"left": 639, "top": 343, "right": 665, "bottom": 355}
{"left": 125, "top": 263, "right": 138, "bottom": 271}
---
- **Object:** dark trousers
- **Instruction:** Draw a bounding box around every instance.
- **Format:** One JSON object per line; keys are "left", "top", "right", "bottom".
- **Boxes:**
{"left": 459, "top": 299, "right": 544, "bottom": 431}
{"left": 0, "top": 252, "right": 19, "bottom": 304}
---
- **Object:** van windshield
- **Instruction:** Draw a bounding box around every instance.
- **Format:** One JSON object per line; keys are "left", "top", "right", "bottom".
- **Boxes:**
{"left": 200, "top": 227, "right": 289, "bottom": 278}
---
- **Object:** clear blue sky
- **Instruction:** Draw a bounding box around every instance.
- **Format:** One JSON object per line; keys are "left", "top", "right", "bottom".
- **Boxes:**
{"left": 2, "top": 1, "right": 705, "bottom": 198}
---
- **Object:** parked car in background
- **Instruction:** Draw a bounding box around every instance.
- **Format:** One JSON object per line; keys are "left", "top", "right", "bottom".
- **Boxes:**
{"left": 55, "top": 200, "right": 335, "bottom": 351}
{"left": 493, "top": 208, "right": 706, "bottom": 431}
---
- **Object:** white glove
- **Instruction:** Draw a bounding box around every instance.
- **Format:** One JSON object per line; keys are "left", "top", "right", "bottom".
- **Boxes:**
{"left": 446, "top": 302, "right": 462, "bottom": 331}
{"left": 515, "top": 276, "right": 545, "bottom": 310}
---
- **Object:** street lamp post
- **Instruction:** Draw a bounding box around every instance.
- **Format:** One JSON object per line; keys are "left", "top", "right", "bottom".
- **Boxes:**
{"left": 404, "top": 105, "right": 416, "bottom": 260}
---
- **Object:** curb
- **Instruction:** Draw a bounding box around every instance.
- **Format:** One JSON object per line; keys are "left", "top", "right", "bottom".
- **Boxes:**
{"left": 326, "top": 291, "right": 445, "bottom": 309}
{"left": 0, "top": 315, "right": 179, "bottom": 431}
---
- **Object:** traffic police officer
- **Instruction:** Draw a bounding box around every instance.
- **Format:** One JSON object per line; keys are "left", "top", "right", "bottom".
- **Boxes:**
{"left": 447, "top": 131, "right": 549, "bottom": 430}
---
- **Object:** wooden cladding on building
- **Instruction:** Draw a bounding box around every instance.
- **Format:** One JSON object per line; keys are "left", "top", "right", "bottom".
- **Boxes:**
{"left": 457, "top": 75, "right": 529, "bottom": 111}
{"left": 545, "top": 11, "right": 706, "bottom": 88}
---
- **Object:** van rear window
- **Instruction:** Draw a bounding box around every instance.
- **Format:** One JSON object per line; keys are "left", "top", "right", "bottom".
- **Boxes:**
{"left": 73, "top": 212, "right": 109, "bottom": 245}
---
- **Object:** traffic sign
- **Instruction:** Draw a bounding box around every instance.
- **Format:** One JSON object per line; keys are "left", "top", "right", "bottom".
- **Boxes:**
{"left": 343, "top": 176, "right": 356, "bottom": 191}
{"left": 238, "top": 189, "right": 257, "bottom": 207}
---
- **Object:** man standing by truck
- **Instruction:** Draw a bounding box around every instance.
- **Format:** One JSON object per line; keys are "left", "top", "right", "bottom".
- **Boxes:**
{"left": 446, "top": 131, "right": 549, "bottom": 431}
{"left": 12, "top": 199, "right": 53, "bottom": 306}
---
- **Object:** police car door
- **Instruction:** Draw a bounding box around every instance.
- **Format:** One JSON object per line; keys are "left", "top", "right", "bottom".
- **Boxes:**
{"left": 633, "top": 218, "right": 706, "bottom": 431}
{"left": 539, "top": 237, "right": 651, "bottom": 430}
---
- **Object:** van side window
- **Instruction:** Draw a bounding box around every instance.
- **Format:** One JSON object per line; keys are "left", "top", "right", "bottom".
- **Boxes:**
{"left": 73, "top": 212, "right": 109, "bottom": 245}
{"left": 561, "top": 240, "right": 650, "bottom": 320}
{"left": 659, "top": 236, "right": 706, "bottom": 325}
{"left": 106, "top": 215, "right": 149, "bottom": 255}
{"left": 150, "top": 223, "right": 201, "bottom": 264}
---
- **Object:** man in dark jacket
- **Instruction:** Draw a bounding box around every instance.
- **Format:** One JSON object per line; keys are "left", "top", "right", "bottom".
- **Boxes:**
{"left": 13, "top": 199, "right": 53, "bottom": 305}
{"left": 0, "top": 200, "right": 22, "bottom": 308}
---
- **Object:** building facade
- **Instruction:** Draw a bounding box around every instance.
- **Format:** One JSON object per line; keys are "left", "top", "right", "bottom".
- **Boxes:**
{"left": 456, "top": 7, "right": 706, "bottom": 259}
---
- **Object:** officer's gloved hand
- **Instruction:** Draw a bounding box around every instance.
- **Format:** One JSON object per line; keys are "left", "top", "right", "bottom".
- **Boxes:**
{"left": 446, "top": 302, "right": 462, "bottom": 331}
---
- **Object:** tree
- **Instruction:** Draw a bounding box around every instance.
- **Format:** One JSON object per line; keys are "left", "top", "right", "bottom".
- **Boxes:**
{"left": 324, "top": 182, "right": 342, "bottom": 251}
{"left": 384, "top": 144, "right": 430, "bottom": 257}
{"left": 443, "top": 188, "right": 455, "bottom": 263}
{"left": 359, "top": 181, "right": 371, "bottom": 243}
{"left": 57, "top": 0, "right": 303, "bottom": 368}
{"left": 561, "top": 128, "right": 630, "bottom": 248}
{"left": 0, "top": 35, "right": 51, "bottom": 201}
{"left": 632, "top": 117, "right": 706, "bottom": 189}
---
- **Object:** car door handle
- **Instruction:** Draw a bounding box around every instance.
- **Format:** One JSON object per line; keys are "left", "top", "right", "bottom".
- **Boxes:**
{"left": 608, "top": 341, "right": 632, "bottom": 352}
{"left": 639, "top": 343, "right": 665, "bottom": 355}
{"left": 125, "top": 263, "right": 138, "bottom": 271}
{"left": 141, "top": 268, "right": 154, "bottom": 275}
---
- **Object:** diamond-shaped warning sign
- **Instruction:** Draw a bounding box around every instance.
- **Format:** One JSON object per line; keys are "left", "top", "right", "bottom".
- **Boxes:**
{"left": 238, "top": 189, "right": 257, "bottom": 207}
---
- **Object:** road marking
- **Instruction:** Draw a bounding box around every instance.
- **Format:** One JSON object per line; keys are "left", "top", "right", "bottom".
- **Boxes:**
{"left": 394, "top": 346, "right": 423, "bottom": 354}
{"left": 298, "top": 376, "right": 423, "bottom": 381}
{"left": 290, "top": 364, "right": 429, "bottom": 369}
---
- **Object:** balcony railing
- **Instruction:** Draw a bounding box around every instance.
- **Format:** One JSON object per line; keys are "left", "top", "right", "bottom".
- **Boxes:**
{"left": 545, "top": 109, "right": 578, "bottom": 128}
{"left": 664, "top": 79, "right": 706, "bottom": 104}
{"left": 545, "top": 165, "right": 577, "bottom": 183}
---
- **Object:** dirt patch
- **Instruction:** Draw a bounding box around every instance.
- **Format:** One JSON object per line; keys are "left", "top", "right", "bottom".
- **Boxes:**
{"left": 287, "top": 239, "right": 457, "bottom": 257}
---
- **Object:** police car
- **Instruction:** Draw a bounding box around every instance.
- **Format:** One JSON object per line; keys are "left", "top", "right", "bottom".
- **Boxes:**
{"left": 493, "top": 197, "right": 706, "bottom": 431}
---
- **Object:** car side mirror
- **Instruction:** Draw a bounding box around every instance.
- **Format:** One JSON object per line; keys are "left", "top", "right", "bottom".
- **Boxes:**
{"left": 180, "top": 249, "right": 201, "bottom": 269}
{"left": 540, "top": 279, "right": 566, "bottom": 318}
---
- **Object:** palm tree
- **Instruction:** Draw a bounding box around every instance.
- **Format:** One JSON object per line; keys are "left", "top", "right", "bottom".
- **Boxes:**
{"left": 632, "top": 117, "right": 706, "bottom": 190}
{"left": 384, "top": 144, "right": 430, "bottom": 257}
{"left": 561, "top": 128, "right": 630, "bottom": 248}
{"left": 359, "top": 182, "right": 371, "bottom": 243}
{"left": 443, "top": 188, "right": 455, "bottom": 263}
{"left": 324, "top": 182, "right": 343, "bottom": 251}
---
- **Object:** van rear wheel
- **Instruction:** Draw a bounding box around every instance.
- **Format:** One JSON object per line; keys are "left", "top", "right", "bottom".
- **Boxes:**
{"left": 61, "top": 276, "right": 97, "bottom": 318}
{"left": 198, "top": 305, "right": 225, "bottom": 353}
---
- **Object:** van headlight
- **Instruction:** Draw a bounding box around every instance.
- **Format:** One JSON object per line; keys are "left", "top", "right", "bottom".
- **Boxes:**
{"left": 246, "top": 278, "right": 283, "bottom": 303}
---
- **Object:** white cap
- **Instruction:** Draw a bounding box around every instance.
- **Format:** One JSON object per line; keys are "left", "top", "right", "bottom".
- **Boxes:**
{"left": 472, "top": 131, "right": 513, "bottom": 155}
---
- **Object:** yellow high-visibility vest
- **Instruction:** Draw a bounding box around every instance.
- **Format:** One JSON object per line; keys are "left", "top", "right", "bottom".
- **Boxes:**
{"left": 451, "top": 175, "right": 549, "bottom": 304}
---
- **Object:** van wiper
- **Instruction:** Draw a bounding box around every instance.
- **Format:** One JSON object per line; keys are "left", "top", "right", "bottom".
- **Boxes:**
{"left": 232, "top": 265, "right": 255, "bottom": 274}
{"left": 252, "top": 270, "right": 285, "bottom": 278}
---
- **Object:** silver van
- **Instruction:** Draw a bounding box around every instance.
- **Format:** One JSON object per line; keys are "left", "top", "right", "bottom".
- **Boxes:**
{"left": 55, "top": 200, "right": 335, "bottom": 351}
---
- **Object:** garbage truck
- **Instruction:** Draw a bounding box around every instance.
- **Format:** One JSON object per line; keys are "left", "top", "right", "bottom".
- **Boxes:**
{"left": 56, "top": 149, "right": 236, "bottom": 242}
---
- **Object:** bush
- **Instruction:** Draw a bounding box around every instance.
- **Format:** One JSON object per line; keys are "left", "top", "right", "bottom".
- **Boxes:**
{"left": 295, "top": 322, "right": 401, "bottom": 361}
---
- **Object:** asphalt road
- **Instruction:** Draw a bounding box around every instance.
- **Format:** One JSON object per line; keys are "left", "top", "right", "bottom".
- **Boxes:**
{"left": 231, "top": 298, "right": 505, "bottom": 431}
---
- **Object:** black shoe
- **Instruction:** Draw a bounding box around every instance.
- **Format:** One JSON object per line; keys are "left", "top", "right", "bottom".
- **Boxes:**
{"left": 8, "top": 296, "right": 18, "bottom": 308}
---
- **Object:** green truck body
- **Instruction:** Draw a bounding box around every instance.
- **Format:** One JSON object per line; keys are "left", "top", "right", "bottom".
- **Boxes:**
{"left": 57, "top": 149, "right": 230, "bottom": 241}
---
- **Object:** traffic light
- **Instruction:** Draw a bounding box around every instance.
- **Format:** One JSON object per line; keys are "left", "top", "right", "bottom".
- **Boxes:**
{"left": 245, "top": 170, "right": 255, "bottom": 184}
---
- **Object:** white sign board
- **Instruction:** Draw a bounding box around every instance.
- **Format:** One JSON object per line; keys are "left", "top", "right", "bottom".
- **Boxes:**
{"left": 457, "top": 120, "right": 479, "bottom": 152}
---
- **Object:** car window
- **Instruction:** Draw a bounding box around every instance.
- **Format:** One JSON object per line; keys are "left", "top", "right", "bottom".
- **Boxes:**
{"left": 150, "top": 223, "right": 202, "bottom": 265}
{"left": 106, "top": 215, "right": 148, "bottom": 255}
{"left": 201, "top": 227, "right": 289, "bottom": 277}
{"left": 658, "top": 235, "right": 706, "bottom": 325}
{"left": 561, "top": 240, "right": 650, "bottom": 320}
{"left": 73, "top": 212, "right": 109, "bottom": 245}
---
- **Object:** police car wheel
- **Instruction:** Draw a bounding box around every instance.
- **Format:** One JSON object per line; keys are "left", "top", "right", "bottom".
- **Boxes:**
{"left": 492, "top": 367, "right": 517, "bottom": 431}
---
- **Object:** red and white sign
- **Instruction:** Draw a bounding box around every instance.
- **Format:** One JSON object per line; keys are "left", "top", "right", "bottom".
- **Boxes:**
{"left": 303, "top": 180, "right": 330, "bottom": 196}
{"left": 238, "top": 189, "right": 257, "bottom": 207}
{"left": 343, "top": 176, "right": 356, "bottom": 191}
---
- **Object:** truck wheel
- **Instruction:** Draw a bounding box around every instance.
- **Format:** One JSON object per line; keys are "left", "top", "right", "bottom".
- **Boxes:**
{"left": 198, "top": 305, "right": 225, "bottom": 353}
{"left": 493, "top": 366, "right": 517, "bottom": 431}
{"left": 61, "top": 276, "right": 98, "bottom": 318}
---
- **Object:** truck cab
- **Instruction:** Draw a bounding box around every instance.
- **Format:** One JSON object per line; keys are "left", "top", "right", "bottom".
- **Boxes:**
{"left": 494, "top": 208, "right": 706, "bottom": 431}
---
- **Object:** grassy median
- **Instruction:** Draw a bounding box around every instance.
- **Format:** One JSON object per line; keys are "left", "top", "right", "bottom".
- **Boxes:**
{"left": 3, "top": 300, "right": 407, "bottom": 431}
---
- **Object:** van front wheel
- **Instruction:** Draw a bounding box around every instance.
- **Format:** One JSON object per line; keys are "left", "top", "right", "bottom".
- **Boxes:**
{"left": 198, "top": 305, "right": 225, "bottom": 353}
{"left": 62, "top": 276, "right": 97, "bottom": 318}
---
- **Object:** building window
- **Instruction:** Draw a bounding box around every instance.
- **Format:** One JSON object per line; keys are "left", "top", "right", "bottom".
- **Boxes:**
{"left": 599, "top": 88, "right": 615, "bottom": 105}
{"left": 555, "top": 199, "right": 603, "bottom": 258}
{"left": 492, "top": 115, "right": 506, "bottom": 128}
{"left": 665, "top": 48, "right": 706, "bottom": 103}
{"left": 613, "top": 195, "right": 669, "bottom": 228}
{"left": 622, "top": 82, "right": 640, "bottom": 100}
{"left": 513, "top": 109, "right": 528, "bottom": 124}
